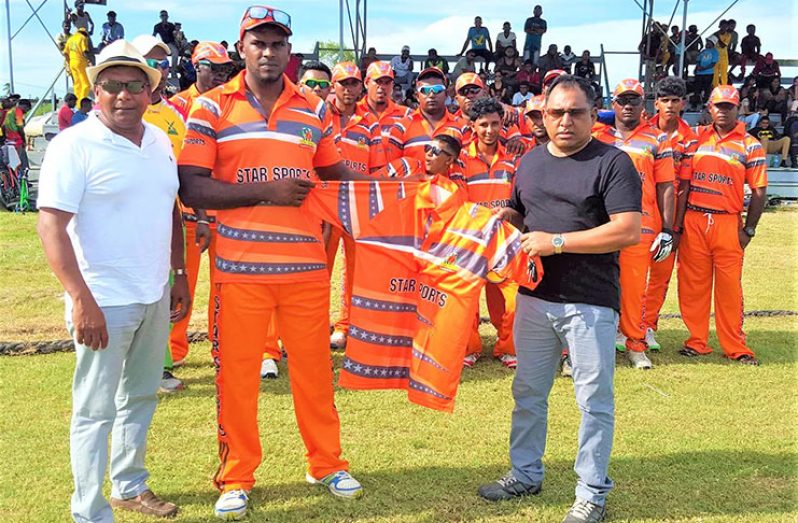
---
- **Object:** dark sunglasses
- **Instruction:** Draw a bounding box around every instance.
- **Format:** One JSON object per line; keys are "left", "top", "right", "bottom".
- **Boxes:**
{"left": 97, "top": 80, "right": 149, "bottom": 95}
{"left": 243, "top": 6, "right": 292, "bottom": 29}
{"left": 613, "top": 96, "right": 643, "bottom": 107}
{"left": 424, "top": 143, "right": 453, "bottom": 157}
{"left": 418, "top": 84, "right": 446, "bottom": 96}
{"left": 458, "top": 86, "right": 482, "bottom": 97}
{"left": 146, "top": 58, "right": 170, "bottom": 70}
{"left": 303, "top": 79, "right": 331, "bottom": 89}
{"left": 546, "top": 107, "right": 591, "bottom": 119}
{"left": 198, "top": 61, "right": 234, "bottom": 74}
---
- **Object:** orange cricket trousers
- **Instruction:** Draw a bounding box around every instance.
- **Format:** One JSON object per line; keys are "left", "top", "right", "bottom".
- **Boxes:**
{"left": 169, "top": 221, "right": 216, "bottom": 363}
{"left": 212, "top": 280, "right": 348, "bottom": 492}
{"left": 644, "top": 244, "right": 676, "bottom": 332}
{"left": 466, "top": 281, "right": 518, "bottom": 356}
{"left": 677, "top": 210, "right": 753, "bottom": 358}
{"left": 326, "top": 227, "right": 356, "bottom": 334}
{"left": 619, "top": 231, "right": 656, "bottom": 352}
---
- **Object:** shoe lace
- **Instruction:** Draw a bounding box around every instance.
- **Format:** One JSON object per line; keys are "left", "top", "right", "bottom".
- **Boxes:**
{"left": 571, "top": 499, "right": 597, "bottom": 519}
{"left": 497, "top": 473, "right": 518, "bottom": 487}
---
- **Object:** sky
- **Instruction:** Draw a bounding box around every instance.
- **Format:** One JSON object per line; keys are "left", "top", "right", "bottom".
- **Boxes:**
{"left": 1, "top": 0, "right": 795, "bottom": 98}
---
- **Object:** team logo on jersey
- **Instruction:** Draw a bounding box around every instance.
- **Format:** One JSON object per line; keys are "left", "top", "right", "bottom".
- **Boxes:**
{"left": 299, "top": 127, "right": 315, "bottom": 148}
{"left": 166, "top": 121, "right": 179, "bottom": 136}
{"left": 357, "top": 136, "right": 368, "bottom": 149}
{"left": 440, "top": 253, "right": 460, "bottom": 272}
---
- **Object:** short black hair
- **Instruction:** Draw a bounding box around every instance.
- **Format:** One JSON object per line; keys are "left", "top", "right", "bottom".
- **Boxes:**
{"left": 656, "top": 76, "right": 687, "bottom": 99}
{"left": 79, "top": 97, "right": 92, "bottom": 107}
{"left": 18, "top": 99, "right": 32, "bottom": 109}
{"left": 302, "top": 60, "right": 332, "bottom": 79}
{"left": 64, "top": 93, "right": 78, "bottom": 103}
{"left": 760, "top": 116, "right": 770, "bottom": 122}
{"left": 747, "top": 24, "right": 755, "bottom": 30}
{"left": 107, "top": 10, "right": 116, "bottom": 17}
{"left": 468, "top": 97, "right": 504, "bottom": 121}
{"left": 545, "top": 74, "right": 595, "bottom": 104}
{"left": 434, "top": 134, "right": 462, "bottom": 156}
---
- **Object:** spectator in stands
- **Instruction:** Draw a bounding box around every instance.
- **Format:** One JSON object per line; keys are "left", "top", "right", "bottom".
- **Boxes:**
{"left": 733, "top": 24, "right": 761, "bottom": 80}
{"left": 559, "top": 45, "right": 577, "bottom": 74}
{"left": 176, "top": 53, "right": 196, "bottom": 91}
{"left": 459, "top": 16, "right": 493, "bottom": 72}
{"left": 760, "top": 77, "right": 789, "bottom": 121}
{"left": 299, "top": 61, "right": 333, "bottom": 101}
{"left": 694, "top": 39, "right": 718, "bottom": 104}
{"left": 452, "top": 50, "right": 477, "bottom": 79}
{"left": 70, "top": 1, "right": 94, "bottom": 36}
{"left": 391, "top": 45, "right": 414, "bottom": 92}
{"left": 494, "top": 46, "right": 521, "bottom": 89}
{"left": 100, "top": 11, "right": 124, "bottom": 51}
{"left": 392, "top": 83, "right": 404, "bottom": 105}
{"left": 58, "top": 93, "right": 78, "bottom": 131}
{"left": 749, "top": 116, "right": 791, "bottom": 167}
{"left": 71, "top": 97, "right": 92, "bottom": 125}
{"left": 782, "top": 112, "right": 798, "bottom": 167}
{"left": 66, "top": 27, "right": 93, "bottom": 100}
{"left": 683, "top": 25, "right": 703, "bottom": 72}
{"left": 57, "top": 19, "right": 71, "bottom": 58}
{"left": 489, "top": 70, "right": 510, "bottom": 104}
{"left": 152, "top": 10, "right": 178, "bottom": 71}
{"left": 360, "top": 47, "right": 378, "bottom": 72}
{"left": 638, "top": 21, "right": 661, "bottom": 86}
{"left": 516, "top": 60, "right": 540, "bottom": 94}
{"left": 495, "top": 22, "right": 516, "bottom": 59}
{"left": 657, "top": 24, "right": 673, "bottom": 75}
{"left": 574, "top": 50, "right": 596, "bottom": 81}
{"left": 173, "top": 23, "right": 188, "bottom": 56}
{"left": 285, "top": 53, "right": 302, "bottom": 83}
{"left": 537, "top": 44, "right": 562, "bottom": 78}
{"left": 523, "top": 5, "right": 547, "bottom": 64}
{"left": 788, "top": 76, "right": 798, "bottom": 113}
{"left": 727, "top": 20, "right": 739, "bottom": 54}
{"left": 424, "top": 48, "right": 449, "bottom": 76}
{"left": 511, "top": 81, "right": 533, "bottom": 106}
{"left": 712, "top": 20, "right": 731, "bottom": 86}
{"left": 670, "top": 25, "right": 683, "bottom": 75}
{"left": 753, "top": 53, "right": 781, "bottom": 88}
{"left": 738, "top": 80, "right": 762, "bottom": 130}
{"left": 3, "top": 99, "right": 30, "bottom": 170}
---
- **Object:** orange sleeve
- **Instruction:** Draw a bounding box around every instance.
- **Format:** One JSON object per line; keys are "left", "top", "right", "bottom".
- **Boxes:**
{"left": 368, "top": 121, "right": 386, "bottom": 171}
{"left": 312, "top": 105, "right": 342, "bottom": 168}
{"left": 178, "top": 95, "right": 219, "bottom": 171}
{"left": 503, "top": 123, "right": 522, "bottom": 141}
{"left": 386, "top": 120, "right": 406, "bottom": 162}
{"left": 679, "top": 135, "right": 698, "bottom": 181}
{"left": 744, "top": 136, "right": 768, "bottom": 189}
{"left": 653, "top": 133, "right": 675, "bottom": 183}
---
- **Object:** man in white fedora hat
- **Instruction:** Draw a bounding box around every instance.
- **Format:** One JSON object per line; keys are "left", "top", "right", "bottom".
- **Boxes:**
{"left": 37, "top": 39, "right": 190, "bottom": 522}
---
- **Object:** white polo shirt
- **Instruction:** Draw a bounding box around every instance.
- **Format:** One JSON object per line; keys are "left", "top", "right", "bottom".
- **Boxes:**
{"left": 38, "top": 111, "right": 179, "bottom": 307}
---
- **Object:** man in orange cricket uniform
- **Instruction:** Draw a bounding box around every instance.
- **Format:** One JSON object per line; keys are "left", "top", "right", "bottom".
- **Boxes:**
{"left": 520, "top": 95, "right": 547, "bottom": 149}
{"left": 594, "top": 79, "right": 675, "bottom": 369}
{"left": 356, "top": 61, "right": 412, "bottom": 143}
{"left": 168, "top": 41, "right": 238, "bottom": 368}
{"left": 459, "top": 97, "right": 522, "bottom": 369}
{"left": 326, "top": 61, "right": 385, "bottom": 348}
{"left": 675, "top": 85, "right": 767, "bottom": 366}
{"left": 387, "top": 67, "right": 466, "bottom": 162}
{"left": 642, "top": 77, "right": 698, "bottom": 351}
{"left": 177, "top": 7, "right": 365, "bottom": 520}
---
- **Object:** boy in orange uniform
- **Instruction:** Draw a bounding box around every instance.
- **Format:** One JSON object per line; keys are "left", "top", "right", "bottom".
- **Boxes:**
{"left": 675, "top": 85, "right": 767, "bottom": 365}
{"left": 593, "top": 79, "right": 675, "bottom": 369}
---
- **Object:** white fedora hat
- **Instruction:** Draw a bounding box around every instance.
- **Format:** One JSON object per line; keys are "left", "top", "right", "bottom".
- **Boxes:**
{"left": 86, "top": 39, "right": 162, "bottom": 88}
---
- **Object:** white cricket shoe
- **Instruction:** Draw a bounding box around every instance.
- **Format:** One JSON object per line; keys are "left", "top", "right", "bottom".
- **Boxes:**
{"left": 214, "top": 489, "right": 249, "bottom": 520}
{"left": 627, "top": 350, "right": 653, "bottom": 369}
{"left": 260, "top": 358, "right": 279, "bottom": 380}
{"left": 645, "top": 328, "right": 661, "bottom": 351}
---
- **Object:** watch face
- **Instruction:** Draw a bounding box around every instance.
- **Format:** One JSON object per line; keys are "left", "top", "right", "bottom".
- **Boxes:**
{"left": 553, "top": 236, "right": 564, "bottom": 247}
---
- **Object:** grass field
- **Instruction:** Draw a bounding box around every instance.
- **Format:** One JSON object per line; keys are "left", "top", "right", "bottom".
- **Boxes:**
{"left": 0, "top": 209, "right": 796, "bottom": 522}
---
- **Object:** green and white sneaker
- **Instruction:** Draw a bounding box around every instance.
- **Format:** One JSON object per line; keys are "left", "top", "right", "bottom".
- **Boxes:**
{"left": 214, "top": 489, "right": 249, "bottom": 520}
{"left": 615, "top": 332, "right": 627, "bottom": 353}
{"left": 306, "top": 470, "right": 363, "bottom": 499}
{"left": 645, "top": 328, "right": 661, "bottom": 351}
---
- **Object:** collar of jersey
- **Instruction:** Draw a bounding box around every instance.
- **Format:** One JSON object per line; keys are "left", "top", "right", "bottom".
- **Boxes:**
{"left": 222, "top": 70, "right": 302, "bottom": 100}
{"left": 701, "top": 121, "right": 747, "bottom": 142}
{"left": 648, "top": 114, "right": 696, "bottom": 142}
{"left": 466, "top": 140, "right": 506, "bottom": 164}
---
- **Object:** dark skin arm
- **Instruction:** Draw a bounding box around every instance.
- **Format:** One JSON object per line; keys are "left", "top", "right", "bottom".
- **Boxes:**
{"left": 193, "top": 208, "right": 212, "bottom": 253}
{"left": 656, "top": 181, "right": 675, "bottom": 230}
{"left": 672, "top": 179, "right": 690, "bottom": 249}
{"left": 741, "top": 187, "right": 767, "bottom": 249}
{"left": 170, "top": 203, "right": 191, "bottom": 323}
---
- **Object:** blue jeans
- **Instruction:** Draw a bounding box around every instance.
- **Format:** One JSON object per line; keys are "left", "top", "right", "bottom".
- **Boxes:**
{"left": 68, "top": 287, "right": 170, "bottom": 522}
{"left": 509, "top": 294, "right": 617, "bottom": 506}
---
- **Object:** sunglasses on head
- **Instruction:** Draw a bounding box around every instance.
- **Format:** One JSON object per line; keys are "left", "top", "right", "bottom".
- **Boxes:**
{"left": 613, "top": 95, "right": 643, "bottom": 107}
{"left": 98, "top": 80, "right": 149, "bottom": 95}
{"left": 303, "top": 79, "right": 331, "bottom": 89}
{"left": 243, "top": 5, "right": 292, "bottom": 29}
{"left": 458, "top": 86, "right": 482, "bottom": 97}
{"left": 146, "top": 58, "right": 170, "bottom": 70}
{"left": 424, "top": 143, "right": 453, "bottom": 157}
{"left": 418, "top": 84, "right": 446, "bottom": 96}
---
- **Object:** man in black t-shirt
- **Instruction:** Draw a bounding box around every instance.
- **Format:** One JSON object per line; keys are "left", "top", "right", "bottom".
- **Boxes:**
{"left": 477, "top": 75, "right": 641, "bottom": 523}
{"left": 750, "top": 116, "right": 791, "bottom": 167}
{"left": 152, "top": 10, "right": 177, "bottom": 72}
{"left": 574, "top": 50, "right": 596, "bottom": 81}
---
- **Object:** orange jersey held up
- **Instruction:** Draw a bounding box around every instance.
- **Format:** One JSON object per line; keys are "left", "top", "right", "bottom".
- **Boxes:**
{"left": 178, "top": 71, "right": 341, "bottom": 284}
{"left": 387, "top": 109, "right": 466, "bottom": 163}
{"left": 682, "top": 122, "right": 767, "bottom": 214}
{"left": 303, "top": 177, "right": 542, "bottom": 413}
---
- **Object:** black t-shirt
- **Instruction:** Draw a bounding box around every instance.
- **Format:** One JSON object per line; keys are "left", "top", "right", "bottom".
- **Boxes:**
{"left": 740, "top": 35, "right": 761, "bottom": 58}
{"left": 153, "top": 22, "right": 176, "bottom": 44}
{"left": 574, "top": 61, "right": 595, "bottom": 79}
{"left": 749, "top": 126, "right": 778, "bottom": 141}
{"left": 511, "top": 139, "right": 642, "bottom": 311}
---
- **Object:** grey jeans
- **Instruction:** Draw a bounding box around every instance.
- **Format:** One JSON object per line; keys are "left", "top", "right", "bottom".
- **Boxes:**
{"left": 68, "top": 286, "right": 170, "bottom": 522}
{"left": 510, "top": 294, "right": 618, "bottom": 506}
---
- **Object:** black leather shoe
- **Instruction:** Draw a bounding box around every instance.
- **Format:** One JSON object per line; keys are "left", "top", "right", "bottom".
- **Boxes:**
{"left": 477, "top": 472, "right": 542, "bottom": 501}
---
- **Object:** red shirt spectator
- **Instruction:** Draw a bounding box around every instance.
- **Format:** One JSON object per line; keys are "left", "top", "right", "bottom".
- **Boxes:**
{"left": 58, "top": 94, "right": 78, "bottom": 131}
{"left": 285, "top": 53, "right": 303, "bottom": 83}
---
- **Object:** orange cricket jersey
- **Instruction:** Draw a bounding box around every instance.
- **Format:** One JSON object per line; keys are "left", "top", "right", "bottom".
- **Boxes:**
{"left": 304, "top": 177, "right": 542, "bottom": 412}
{"left": 459, "top": 142, "right": 520, "bottom": 209}
{"left": 328, "top": 101, "right": 385, "bottom": 175}
{"left": 683, "top": 122, "right": 767, "bottom": 214}
{"left": 387, "top": 109, "right": 466, "bottom": 162}
{"left": 648, "top": 115, "right": 698, "bottom": 184}
{"left": 356, "top": 98, "right": 412, "bottom": 139}
{"left": 593, "top": 122, "right": 674, "bottom": 234}
{"left": 170, "top": 83, "right": 201, "bottom": 121}
{"left": 178, "top": 71, "right": 341, "bottom": 284}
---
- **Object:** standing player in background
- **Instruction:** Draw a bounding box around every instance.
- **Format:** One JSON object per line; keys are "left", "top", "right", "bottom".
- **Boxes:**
{"left": 593, "top": 79, "right": 674, "bottom": 369}
{"left": 643, "top": 77, "right": 697, "bottom": 350}
{"left": 356, "top": 61, "right": 412, "bottom": 142}
{"left": 299, "top": 60, "right": 333, "bottom": 101}
{"left": 326, "top": 61, "right": 385, "bottom": 349}
{"left": 459, "top": 98, "right": 522, "bottom": 369}
{"left": 675, "top": 85, "right": 767, "bottom": 366}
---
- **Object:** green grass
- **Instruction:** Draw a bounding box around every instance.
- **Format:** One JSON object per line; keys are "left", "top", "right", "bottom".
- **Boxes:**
{"left": 0, "top": 209, "right": 796, "bottom": 522}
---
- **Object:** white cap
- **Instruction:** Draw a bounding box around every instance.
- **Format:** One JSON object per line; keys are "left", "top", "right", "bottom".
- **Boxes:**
{"left": 131, "top": 34, "right": 171, "bottom": 57}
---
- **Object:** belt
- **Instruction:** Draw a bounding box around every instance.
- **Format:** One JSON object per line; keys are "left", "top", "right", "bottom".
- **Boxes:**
{"left": 182, "top": 212, "right": 216, "bottom": 223}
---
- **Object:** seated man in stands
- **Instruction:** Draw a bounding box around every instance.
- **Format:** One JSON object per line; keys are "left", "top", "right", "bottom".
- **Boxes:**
{"left": 752, "top": 53, "right": 781, "bottom": 88}
{"left": 749, "top": 116, "right": 791, "bottom": 168}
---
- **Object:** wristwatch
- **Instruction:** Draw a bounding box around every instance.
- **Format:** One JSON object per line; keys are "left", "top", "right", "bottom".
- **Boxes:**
{"left": 173, "top": 268, "right": 187, "bottom": 276}
{"left": 743, "top": 226, "right": 756, "bottom": 238}
{"left": 552, "top": 234, "right": 565, "bottom": 254}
